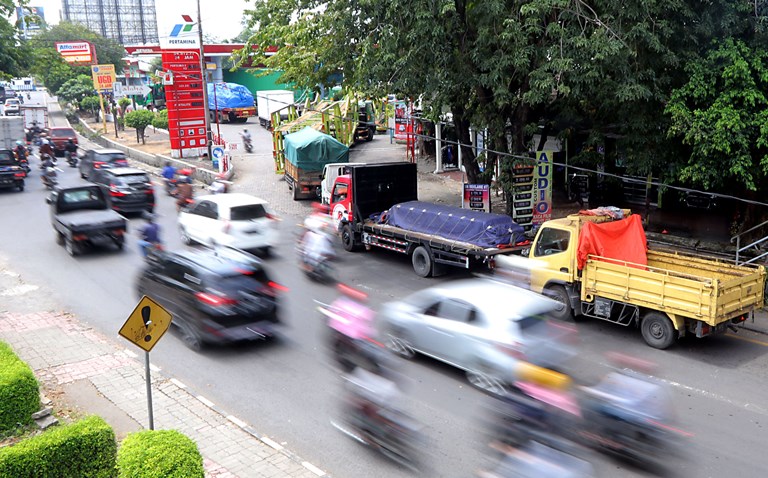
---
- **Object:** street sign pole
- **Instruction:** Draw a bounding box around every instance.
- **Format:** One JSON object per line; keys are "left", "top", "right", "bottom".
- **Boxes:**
{"left": 197, "top": 0, "right": 213, "bottom": 161}
{"left": 145, "top": 351, "right": 154, "bottom": 429}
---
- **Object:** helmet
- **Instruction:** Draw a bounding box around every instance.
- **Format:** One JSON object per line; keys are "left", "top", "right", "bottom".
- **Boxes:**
{"left": 42, "top": 139, "right": 49, "bottom": 145}
{"left": 15, "top": 140, "right": 22, "bottom": 146}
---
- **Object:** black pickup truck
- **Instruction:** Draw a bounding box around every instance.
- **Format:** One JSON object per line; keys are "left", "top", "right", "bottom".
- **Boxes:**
{"left": 47, "top": 183, "right": 127, "bottom": 256}
{"left": 0, "top": 149, "right": 25, "bottom": 192}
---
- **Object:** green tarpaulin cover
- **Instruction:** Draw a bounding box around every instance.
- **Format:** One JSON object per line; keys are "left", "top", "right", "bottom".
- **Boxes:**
{"left": 284, "top": 127, "right": 349, "bottom": 171}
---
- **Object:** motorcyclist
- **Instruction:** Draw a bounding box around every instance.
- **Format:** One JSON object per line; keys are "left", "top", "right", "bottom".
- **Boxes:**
{"left": 41, "top": 155, "right": 57, "bottom": 188}
{"left": 300, "top": 225, "right": 335, "bottom": 273}
{"left": 137, "top": 212, "right": 162, "bottom": 258}
{"left": 39, "top": 138, "right": 54, "bottom": 159}
{"left": 240, "top": 128, "right": 252, "bottom": 152}
{"left": 325, "top": 284, "right": 376, "bottom": 371}
{"left": 208, "top": 173, "right": 230, "bottom": 194}
{"left": 64, "top": 139, "right": 78, "bottom": 156}
{"left": 175, "top": 174, "right": 194, "bottom": 212}
{"left": 161, "top": 161, "right": 176, "bottom": 193}
{"left": 13, "top": 141, "right": 27, "bottom": 162}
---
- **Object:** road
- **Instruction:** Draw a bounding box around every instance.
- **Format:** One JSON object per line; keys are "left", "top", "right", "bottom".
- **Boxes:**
{"left": 1, "top": 90, "right": 767, "bottom": 476}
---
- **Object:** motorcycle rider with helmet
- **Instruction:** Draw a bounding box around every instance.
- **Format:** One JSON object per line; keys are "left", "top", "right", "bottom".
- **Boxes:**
{"left": 175, "top": 174, "right": 194, "bottom": 212}
{"left": 137, "top": 212, "right": 162, "bottom": 258}
{"left": 240, "top": 128, "right": 253, "bottom": 153}
{"left": 13, "top": 140, "right": 27, "bottom": 162}
{"left": 39, "top": 138, "right": 54, "bottom": 160}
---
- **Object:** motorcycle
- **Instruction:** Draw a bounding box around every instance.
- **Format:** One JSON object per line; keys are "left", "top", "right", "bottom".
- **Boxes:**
{"left": 297, "top": 230, "right": 337, "bottom": 284}
{"left": 316, "top": 299, "right": 380, "bottom": 372}
{"left": 164, "top": 177, "right": 178, "bottom": 196}
{"left": 207, "top": 177, "right": 231, "bottom": 194}
{"left": 42, "top": 166, "right": 60, "bottom": 190}
{"left": 241, "top": 134, "right": 253, "bottom": 153}
{"left": 66, "top": 151, "right": 78, "bottom": 167}
{"left": 17, "top": 157, "right": 30, "bottom": 174}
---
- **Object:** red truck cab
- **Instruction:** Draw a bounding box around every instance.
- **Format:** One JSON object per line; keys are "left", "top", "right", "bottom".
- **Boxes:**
{"left": 329, "top": 175, "right": 352, "bottom": 229}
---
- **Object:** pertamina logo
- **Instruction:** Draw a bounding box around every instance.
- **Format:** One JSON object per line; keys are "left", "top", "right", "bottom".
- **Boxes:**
{"left": 169, "top": 15, "right": 196, "bottom": 46}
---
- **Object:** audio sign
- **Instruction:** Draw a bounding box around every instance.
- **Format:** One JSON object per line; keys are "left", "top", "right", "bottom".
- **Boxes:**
{"left": 512, "top": 162, "right": 535, "bottom": 230}
{"left": 533, "top": 151, "right": 553, "bottom": 225}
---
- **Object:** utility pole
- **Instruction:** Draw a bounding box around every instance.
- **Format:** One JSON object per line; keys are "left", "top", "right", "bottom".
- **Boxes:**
{"left": 197, "top": 0, "right": 213, "bottom": 160}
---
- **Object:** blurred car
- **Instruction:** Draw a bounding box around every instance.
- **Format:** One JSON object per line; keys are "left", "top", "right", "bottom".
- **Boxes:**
{"left": 78, "top": 148, "right": 128, "bottom": 178}
{"left": 89, "top": 167, "right": 154, "bottom": 214}
{"left": 380, "top": 278, "right": 577, "bottom": 394}
{"left": 3, "top": 98, "right": 20, "bottom": 116}
{"left": 48, "top": 126, "right": 79, "bottom": 157}
{"left": 178, "top": 193, "right": 278, "bottom": 256}
{"left": 135, "top": 248, "right": 285, "bottom": 351}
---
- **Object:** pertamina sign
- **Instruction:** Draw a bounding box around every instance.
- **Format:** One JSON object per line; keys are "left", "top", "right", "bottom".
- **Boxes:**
{"left": 56, "top": 41, "right": 95, "bottom": 65}
{"left": 160, "top": 14, "right": 199, "bottom": 49}
{"left": 91, "top": 64, "right": 116, "bottom": 92}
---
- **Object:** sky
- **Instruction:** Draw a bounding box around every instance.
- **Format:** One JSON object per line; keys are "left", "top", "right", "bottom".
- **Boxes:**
{"left": 28, "top": 0, "right": 251, "bottom": 42}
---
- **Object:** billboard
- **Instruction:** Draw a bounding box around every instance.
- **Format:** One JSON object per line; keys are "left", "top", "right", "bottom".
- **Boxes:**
{"left": 56, "top": 41, "right": 96, "bottom": 65}
{"left": 91, "top": 65, "right": 116, "bottom": 92}
{"left": 532, "top": 151, "right": 554, "bottom": 225}
{"left": 161, "top": 50, "right": 207, "bottom": 157}
{"left": 159, "top": 14, "right": 200, "bottom": 49}
{"left": 16, "top": 6, "right": 44, "bottom": 31}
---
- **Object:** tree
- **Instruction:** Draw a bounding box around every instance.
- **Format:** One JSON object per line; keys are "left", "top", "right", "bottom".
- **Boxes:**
{"left": 124, "top": 110, "right": 155, "bottom": 144}
{"left": 80, "top": 95, "right": 100, "bottom": 115}
{"left": 665, "top": 38, "right": 768, "bottom": 192}
{"left": 152, "top": 109, "right": 168, "bottom": 130}
{"left": 57, "top": 74, "right": 96, "bottom": 103}
{"left": 27, "top": 47, "right": 73, "bottom": 93}
{"left": 30, "top": 21, "right": 125, "bottom": 69}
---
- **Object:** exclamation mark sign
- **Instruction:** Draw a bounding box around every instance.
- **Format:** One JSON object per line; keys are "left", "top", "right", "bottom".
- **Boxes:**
{"left": 141, "top": 306, "right": 152, "bottom": 342}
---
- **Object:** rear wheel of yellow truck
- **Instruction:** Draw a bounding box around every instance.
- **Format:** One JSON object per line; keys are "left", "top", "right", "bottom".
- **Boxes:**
{"left": 544, "top": 285, "right": 573, "bottom": 321}
{"left": 641, "top": 312, "right": 676, "bottom": 349}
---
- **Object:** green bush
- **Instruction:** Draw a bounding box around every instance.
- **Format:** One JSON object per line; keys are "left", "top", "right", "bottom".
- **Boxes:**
{"left": 124, "top": 110, "right": 156, "bottom": 144}
{"left": 117, "top": 430, "right": 203, "bottom": 478}
{"left": 118, "top": 97, "right": 131, "bottom": 112}
{"left": 152, "top": 109, "right": 168, "bottom": 130}
{"left": 80, "top": 95, "right": 101, "bottom": 115}
{"left": 0, "top": 341, "right": 39, "bottom": 435}
{"left": 0, "top": 415, "right": 117, "bottom": 477}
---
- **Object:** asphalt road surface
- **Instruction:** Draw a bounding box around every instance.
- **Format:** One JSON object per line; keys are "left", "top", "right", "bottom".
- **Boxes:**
{"left": 1, "top": 92, "right": 767, "bottom": 476}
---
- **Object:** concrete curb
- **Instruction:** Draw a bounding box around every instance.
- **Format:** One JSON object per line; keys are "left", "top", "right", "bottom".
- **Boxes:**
{"left": 76, "top": 117, "right": 231, "bottom": 185}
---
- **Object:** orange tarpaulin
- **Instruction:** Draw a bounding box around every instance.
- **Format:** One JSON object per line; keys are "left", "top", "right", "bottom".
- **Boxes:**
{"left": 577, "top": 214, "right": 647, "bottom": 270}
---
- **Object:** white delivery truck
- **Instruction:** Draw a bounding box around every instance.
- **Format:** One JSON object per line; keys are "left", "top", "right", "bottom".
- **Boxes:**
{"left": 0, "top": 116, "right": 25, "bottom": 149}
{"left": 256, "top": 90, "right": 294, "bottom": 129}
{"left": 20, "top": 105, "right": 48, "bottom": 130}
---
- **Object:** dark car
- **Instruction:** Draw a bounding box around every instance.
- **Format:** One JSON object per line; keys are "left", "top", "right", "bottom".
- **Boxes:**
{"left": 135, "top": 249, "right": 285, "bottom": 351}
{"left": 47, "top": 127, "right": 78, "bottom": 157}
{"left": 79, "top": 148, "right": 128, "bottom": 179}
{"left": 90, "top": 167, "right": 155, "bottom": 214}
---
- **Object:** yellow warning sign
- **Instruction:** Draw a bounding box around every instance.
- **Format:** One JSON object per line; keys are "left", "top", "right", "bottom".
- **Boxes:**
{"left": 119, "top": 295, "right": 173, "bottom": 352}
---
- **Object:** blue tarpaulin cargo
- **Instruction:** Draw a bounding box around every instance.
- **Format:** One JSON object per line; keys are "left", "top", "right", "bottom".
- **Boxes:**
{"left": 207, "top": 83, "right": 255, "bottom": 110}
{"left": 385, "top": 201, "right": 524, "bottom": 248}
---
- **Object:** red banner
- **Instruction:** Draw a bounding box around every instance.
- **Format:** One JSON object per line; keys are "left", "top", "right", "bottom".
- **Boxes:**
{"left": 161, "top": 50, "right": 207, "bottom": 156}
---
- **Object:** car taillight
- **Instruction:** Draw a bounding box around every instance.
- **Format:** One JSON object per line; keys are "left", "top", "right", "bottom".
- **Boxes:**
{"left": 266, "top": 213, "right": 277, "bottom": 220}
{"left": 262, "top": 281, "right": 288, "bottom": 297}
{"left": 14, "top": 172, "right": 25, "bottom": 178}
{"left": 109, "top": 184, "right": 125, "bottom": 197}
{"left": 195, "top": 292, "right": 237, "bottom": 306}
{"left": 94, "top": 161, "right": 106, "bottom": 169}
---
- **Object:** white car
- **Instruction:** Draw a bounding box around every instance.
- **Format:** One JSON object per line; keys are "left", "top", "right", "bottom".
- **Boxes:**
{"left": 380, "top": 278, "right": 577, "bottom": 394}
{"left": 3, "top": 98, "right": 20, "bottom": 116}
{"left": 178, "top": 193, "right": 279, "bottom": 255}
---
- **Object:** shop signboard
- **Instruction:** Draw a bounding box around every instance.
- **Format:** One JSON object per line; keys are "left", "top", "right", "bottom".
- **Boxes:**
{"left": 463, "top": 184, "right": 491, "bottom": 213}
{"left": 532, "top": 151, "right": 553, "bottom": 225}
{"left": 161, "top": 50, "right": 207, "bottom": 157}
{"left": 394, "top": 100, "right": 408, "bottom": 141}
{"left": 511, "top": 160, "right": 535, "bottom": 230}
{"left": 91, "top": 64, "right": 116, "bottom": 92}
{"left": 58, "top": 41, "right": 95, "bottom": 65}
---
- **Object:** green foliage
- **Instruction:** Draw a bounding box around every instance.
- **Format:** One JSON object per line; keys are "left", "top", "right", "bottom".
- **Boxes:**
{"left": 117, "top": 430, "right": 204, "bottom": 478}
{"left": 0, "top": 415, "right": 117, "bottom": 478}
{"left": 118, "top": 97, "right": 131, "bottom": 111}
{"left": 0, "top": 11, "right": 31, "bottom": 80}
{"left": 30, "top": 21, "right": 125, "bottom": 70}
{"left": 57, "top": 75, "right": 96, "bottom": 103}
{"left": 666, "top": 38, "right": 768, "bottom": 191}
{"left": 80, "top": 95, "right": 101, "bottom": 113}
{"left": 27, "top": 48, "right": 73, "bottom": 93}
{"left": 124, "top": 110, "right": 155, "bottom": 130}
{"left": 152, "top": 109, "right": 168, "bottom": 130}
{"left": 0, "top": 341, "right": 39, "bottom": 435}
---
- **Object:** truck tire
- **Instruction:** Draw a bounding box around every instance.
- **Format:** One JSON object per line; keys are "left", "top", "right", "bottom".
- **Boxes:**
{"left": 641, "top": 312, "right": 676, "bottom": 349}
{"left": 412, "top": 245, "right": 433, "bottom": 277}
{"left": 292, "top": 185, "right": 300, "bottom": 200}
{"left": 341, "top": 225, "right": 358, "bottom": 252}
{"left": 544, "top": 285, "right": 573, "bottom": 321}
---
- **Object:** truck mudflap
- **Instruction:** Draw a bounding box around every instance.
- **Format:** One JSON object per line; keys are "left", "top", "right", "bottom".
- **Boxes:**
{"left": 689, "top": 314, "right": 748, "bottom": 338}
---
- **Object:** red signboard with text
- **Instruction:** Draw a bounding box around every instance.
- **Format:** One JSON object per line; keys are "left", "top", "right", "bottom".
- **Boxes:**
{"left": 161, "top": 50, "right": 207, "bottom": 157}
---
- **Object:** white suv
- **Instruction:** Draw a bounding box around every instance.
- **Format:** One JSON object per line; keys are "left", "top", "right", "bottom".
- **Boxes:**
{"left": 3, "top": 98, "right": 20, "bottom": 116}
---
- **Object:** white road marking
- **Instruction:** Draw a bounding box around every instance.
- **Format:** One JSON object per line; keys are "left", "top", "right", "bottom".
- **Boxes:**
{"left": 659, "top": 377, "right": 768, "bottom": 416}
{"left": 302, "top": 461, "right": 326, "bottom": 476}
{"left": 261, "top": 436, "right": 283, "bottom": 450}
{"left": 169, "top": 378, "right": 186, "bottom": 389}
{"left": 226, "top": 415, "right": 247, "bottom": 428}
{"left": 196, "top": 395, "right": 215, "bottom": 408}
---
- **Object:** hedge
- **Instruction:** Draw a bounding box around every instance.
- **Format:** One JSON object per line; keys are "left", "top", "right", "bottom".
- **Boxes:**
{"left": 117, "top": 430, "right": 204, "bottom": 478}
{"left": 0, "top": 415, "right": 117, "bottom": 477}
{"left": 0, "top": 341, "right": 39, "bottom": 434}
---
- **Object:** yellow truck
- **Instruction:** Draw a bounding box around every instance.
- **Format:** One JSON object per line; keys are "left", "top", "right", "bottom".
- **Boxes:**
{"left": 526, "top": 211, "right": 766, "bottom": 349}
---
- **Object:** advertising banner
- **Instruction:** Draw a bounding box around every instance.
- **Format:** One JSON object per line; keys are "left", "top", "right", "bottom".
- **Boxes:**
{"left": 56, "top": 41, "right": 95, "bottom": 65}
{"left": 511, "top": 160, "right": 535, "bottom": 230}
{"left": 159, "top": 13, "right": 200, "bottom": 49}
{"left": 161, "top": 50, "right": 207, "bottom": 157}
{"left": 463, "top": 184, "right": 491, "bottom": 213}
{"left": 533, "top": 150, "right": 554, "bottom": 225}
{"left": 394, "top": 101, "right": 408, "bottom": 141}
{"left": 16, "top": 6, "right": 44, "bottom": 30}
{"left": 91, "top": 64, "right": 116, "bottom": 91}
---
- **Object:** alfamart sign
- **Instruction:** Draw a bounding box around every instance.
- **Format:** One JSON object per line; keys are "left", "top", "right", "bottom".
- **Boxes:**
{"left": 55, "top": 41, "right": 96, "bottom": 65}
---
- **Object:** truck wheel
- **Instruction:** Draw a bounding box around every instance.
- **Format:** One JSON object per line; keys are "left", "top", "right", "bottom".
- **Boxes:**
{"left": 292, "top": 186, "right": 300, "bottom": 201}
{"left": 544, "top": 285, "right": 573, "bottom": 321}
{"left": 341, "top": 225, "right": 358, "bottom": 252}
{"left": 641, "top": 312, "right": 676, "bottom": 349}
{"left": 412, "top": 246, "right": 433, "bottom": 278}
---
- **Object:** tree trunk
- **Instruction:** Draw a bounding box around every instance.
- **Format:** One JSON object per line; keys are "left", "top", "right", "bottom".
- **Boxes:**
{"left": 452, "top": 105, "right": 482, "bottom": 184}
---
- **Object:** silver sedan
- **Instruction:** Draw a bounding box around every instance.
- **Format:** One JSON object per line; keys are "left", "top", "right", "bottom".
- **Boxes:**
{"left": 379, "top": 278, "right": 576, "bottom": 394}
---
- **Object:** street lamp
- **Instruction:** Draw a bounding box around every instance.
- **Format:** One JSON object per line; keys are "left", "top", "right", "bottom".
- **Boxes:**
{"left": 197, "top": 0, "right": 213, "bottom": 161}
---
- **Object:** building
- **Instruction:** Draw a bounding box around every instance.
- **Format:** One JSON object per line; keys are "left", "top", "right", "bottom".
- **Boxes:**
{"left": 62, "top": 0, "right": 159, "bottom": 45}
{"left": 16, "top": 6, "right": 45, "bottom": 39}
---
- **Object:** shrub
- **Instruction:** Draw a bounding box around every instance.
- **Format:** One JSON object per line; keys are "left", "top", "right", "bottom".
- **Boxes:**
{"left": 124, "top": 110, "right": 156, "bottom": 144}
{"left": 0, "top": 415, "right": 117, "bottom": 477}
{"left": 0, "top": 341, "right": 39, "bottom": 435}
{"left": 151, "top": 109, "right": 168, "bottom": 130}
{"left": 117, "top": 430, "right": 204, "bottom": 478}
{"left": 80, "top": 95, "right": 101, "bottom": 115}
{"left": 118, "top": 97, "right": 131, "bottom": 112}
